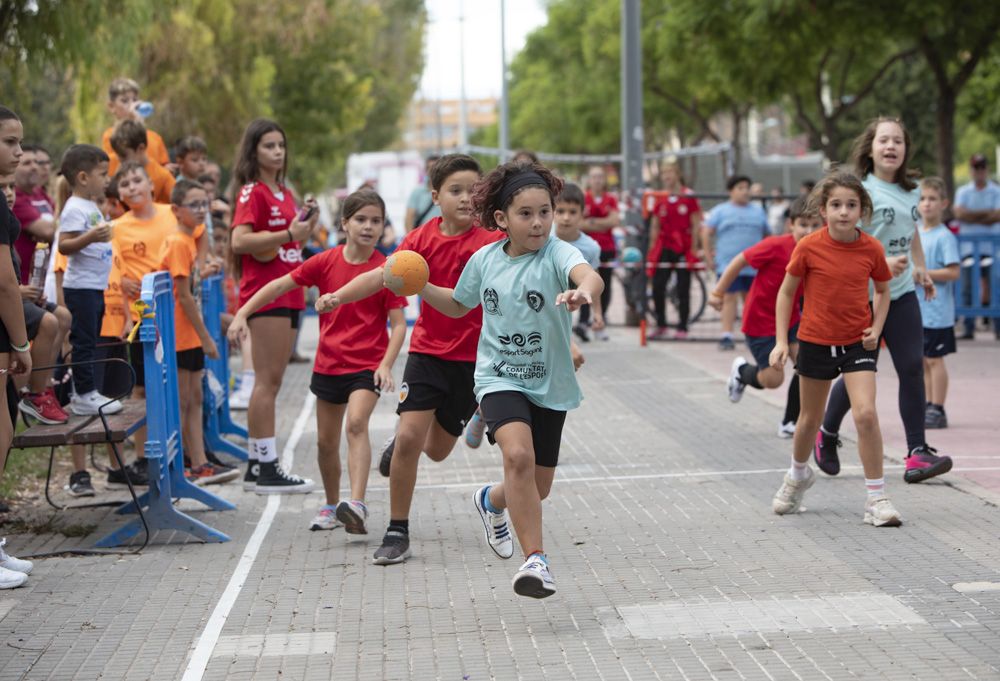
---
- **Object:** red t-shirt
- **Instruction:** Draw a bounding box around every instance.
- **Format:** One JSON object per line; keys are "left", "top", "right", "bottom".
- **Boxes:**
{"left": 787, "top": 228, "right": 893, "bottom": 346}
{"left": 741, "top": 234, "right": 803, "bottom": 337}
{"left": 648, "top": 188, "right": 701, "bottom": 258}
{"left": 398, "top": 217, "right": 504, "bottom": 362}
{"left": 231, "top": 182, "right": 305, "bottom": 312}
{"left": 12, "top": 188, "right": 54, "bottom": 284}
{"left": 289, "top": 246, "right": 406, "bottom": 376}
{"left": 584, "top": 191, "right": 619, "bottom": 252}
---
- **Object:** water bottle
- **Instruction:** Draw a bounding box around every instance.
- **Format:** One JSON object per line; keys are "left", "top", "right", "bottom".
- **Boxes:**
{"left": 135, "top": 101, "right": 154, "bottom": 118}
{"left": 29, "top": 242, "right": 49, "bottom": 289}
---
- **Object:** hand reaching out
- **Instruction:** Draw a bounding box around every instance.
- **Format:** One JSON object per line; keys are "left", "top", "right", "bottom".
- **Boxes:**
{"left": 555, "top": 289, "right": 592, "bottom": 312}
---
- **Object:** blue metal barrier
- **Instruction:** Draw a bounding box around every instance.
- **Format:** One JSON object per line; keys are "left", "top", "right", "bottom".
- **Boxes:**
{"left": 201, "top": 275, "right": 249, "bottom": 461}
{"left": 95, "top": 271, "right": 233, "bottom": 547}
{"left": 955, "top": 235, "right": 1000, "bottom": 318}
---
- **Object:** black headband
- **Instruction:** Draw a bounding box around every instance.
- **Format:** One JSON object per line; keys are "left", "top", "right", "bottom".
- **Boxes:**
{"left": 498, "top": 171, "right": 548, "bottom": 209}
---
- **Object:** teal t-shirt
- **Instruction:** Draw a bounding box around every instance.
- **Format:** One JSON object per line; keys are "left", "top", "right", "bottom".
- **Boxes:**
{"left": 453, "top": 236, "right": 587, "bottom": 411}
{"left": 862, "top": 174, "right": 919, "bottom": 300}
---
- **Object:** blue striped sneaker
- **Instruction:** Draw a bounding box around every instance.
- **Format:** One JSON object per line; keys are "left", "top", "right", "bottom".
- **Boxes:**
{"left": 474, "top": 485, "right": 513, "bottom": 559}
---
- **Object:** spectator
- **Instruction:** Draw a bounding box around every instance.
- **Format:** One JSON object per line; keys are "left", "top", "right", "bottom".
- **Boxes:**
{"left": 581, "top": 165, "right": 620, "bottom": 340}
{"left": 11, "top": 145, "right": 55, "bottom": 283}
{"left": 766, "top": 187, "right": 789, "bottom": 234}
{"left": 404, "top": 155, "right": 441, "bottom": 233}
{"left": 953, "top": 153, "right": 1000, "bottom": 339}
{"left": 101, "top": 77, "right": 169, "bottom": 176}
{"left": 110, "top": 120, "right": 175, "bottom": 204}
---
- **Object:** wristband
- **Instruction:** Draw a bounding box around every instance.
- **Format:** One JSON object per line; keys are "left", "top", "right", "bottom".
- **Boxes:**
{"left": 10, "top": 340, "right": 29, "bottom": 353}
{"left": 287, "top": 228, "right": 293, "bottom": 243}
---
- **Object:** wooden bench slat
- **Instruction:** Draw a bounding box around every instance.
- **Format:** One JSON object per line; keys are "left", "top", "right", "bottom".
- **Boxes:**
{"left": 69, "top": 400, "right": 147, "bottom": 445}
{"left": 12, "top": 416, "right": 95, "bottom": 449}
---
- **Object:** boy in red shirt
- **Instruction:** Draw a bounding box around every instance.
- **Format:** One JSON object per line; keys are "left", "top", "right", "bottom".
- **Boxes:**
{"left": 709, "top": 197, "right": 822, "bottom": 436}
{"left": 320, "top": 155, "right": 503, "bottom": 564}
{"left": 580, "top": 165, "right": 619, "bottom": 340}
{"left": 161, "top": 179, "right": 237, "bottom": 485}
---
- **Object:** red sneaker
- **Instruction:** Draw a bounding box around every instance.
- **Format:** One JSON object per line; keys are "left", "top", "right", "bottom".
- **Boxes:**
{"left": 903, "top": 445, "right": 953, "bottom": 483}
{"left": 187, "top": 463, "right": 241, "bottom": 486}
{"left": 18, "top": 391, "right": 69, "bottom": 425}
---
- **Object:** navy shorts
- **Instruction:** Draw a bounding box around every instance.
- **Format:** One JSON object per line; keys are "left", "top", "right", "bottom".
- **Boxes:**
{"left": 248, "top": 307, "right": 301, "bottom": 330}
{"left": 724, "top": 274, "right": 754, "bottom": 294}
{"left": 177, "top": 347, "right": 205, "bottom": 372}
{"left": 796, "top": 340, "right": 878, "bottom": 381}
{"left": 745, "top": 325, "right": 798, "bottom": 368}
{"left": 396, "top": 352, "right": 477, "bottom": 437}
{"left": 923, "top": 327, "right": 956, "bottom": 358}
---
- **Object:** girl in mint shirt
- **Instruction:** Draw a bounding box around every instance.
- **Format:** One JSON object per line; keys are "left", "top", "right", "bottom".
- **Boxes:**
{"left": 815, "top": 117, "right": 953, "bottom": 484}
{"left": 419, "top": 161, "right": 603, "bottom": 600}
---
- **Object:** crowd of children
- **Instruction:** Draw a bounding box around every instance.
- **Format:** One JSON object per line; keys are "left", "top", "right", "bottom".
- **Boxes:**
{"left": 0, "top": 82, "right": 988, "bottom": 599}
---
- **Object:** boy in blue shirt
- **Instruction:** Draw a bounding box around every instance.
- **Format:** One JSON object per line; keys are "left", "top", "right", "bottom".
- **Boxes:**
{"left": 703, "top": 175, "right": 768, "bottom": 350}
{"left": 917, "top": 177, "right": 960, "bottom": 429}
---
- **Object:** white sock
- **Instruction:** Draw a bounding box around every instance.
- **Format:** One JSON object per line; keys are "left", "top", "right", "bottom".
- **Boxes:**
{"left": 789, "top": 458, "right": 810, "bottom": 481}
{"left": 865, "top": 477, "right": 885, "bottom": 499}
{"left": 250, "top": 436, "right": 278, "bottom": 463}
{"left": 240, "top": 370, "right": 255, "bottom": 394}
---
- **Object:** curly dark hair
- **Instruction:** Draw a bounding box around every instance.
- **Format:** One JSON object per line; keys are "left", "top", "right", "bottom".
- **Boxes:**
{"left": 806, "top": 169, "right": 873, "bottom": 224}
{"left": 471, "top": 160, "right": 563, "bottom": 231}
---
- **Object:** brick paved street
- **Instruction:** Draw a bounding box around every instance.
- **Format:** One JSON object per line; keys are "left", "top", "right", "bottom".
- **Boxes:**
{"left": 1, "top": 318, "right": 999, "bottom": 680}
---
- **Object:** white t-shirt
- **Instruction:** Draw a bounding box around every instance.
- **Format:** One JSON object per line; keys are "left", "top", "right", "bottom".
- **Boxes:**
{"left": 59, "top": 196, "right": 113, "bottom": 290}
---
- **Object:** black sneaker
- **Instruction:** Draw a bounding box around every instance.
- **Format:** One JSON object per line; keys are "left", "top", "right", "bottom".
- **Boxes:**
{"left": 813, "top": 430, "right": 841, "bottom": 476}
{"left": 205, "top": 449, "right": 233, "bottom": 468}
{"left": 372, "top": 529, "right": 411, "bottom": 565}
{"left": 66, "top": 471, "right": 95, "bottom": 497}
{"left": 925, "top": 406, "right": 948, "bottom": 429}
{"left": 243, "top": 460, "right": 259, "bottom": 491}
{"left": 107, "top": 464, "right": 148, "bottom": 489}
{"left": 718, "top": 336, "right": 736, "bottom": 351}
{"left": 130, "top": 458, "right": 149, "bottom": 485}
{"left": 378, "top": 436, "right": 395, "bottom": 478}
{"left": 253, "top": 460, "right": 315, "bottom": 494}
{"left": 572, "top": 324, "right": 591, "bottom": 343}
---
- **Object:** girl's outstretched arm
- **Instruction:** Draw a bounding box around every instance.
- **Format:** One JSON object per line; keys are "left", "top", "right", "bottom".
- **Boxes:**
{"left": 557, "top": 263, "right": 604, "bottom": 311}
{"left": 228, "top": 273, "right": 299, "bottom": 342}
{"left": 420, "top": 282, "right": 473, "bottom": 318}
{"left": 376, "top": 307, "right": 408, "bottom": 392}
{"left": 769, "top": 273, "right": 800, "bottom": 368}
{"left": 315, "top": 268, "right": 386, "bottom": 314}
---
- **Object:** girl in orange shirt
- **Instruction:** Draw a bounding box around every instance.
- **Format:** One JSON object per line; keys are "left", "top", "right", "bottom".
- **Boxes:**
{"left": 769, "top": 171, "right": 899, "bottom": 527}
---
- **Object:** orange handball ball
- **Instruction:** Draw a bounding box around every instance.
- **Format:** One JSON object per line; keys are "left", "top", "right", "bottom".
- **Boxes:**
{"left": 383, "top": 250, "right": 429, "bottom": 296}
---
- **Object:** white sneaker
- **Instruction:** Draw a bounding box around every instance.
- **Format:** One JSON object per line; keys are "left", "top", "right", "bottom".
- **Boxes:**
{"left": 593, "top": 328, "right": 610, "bottom": 341}
{"left": 864, "top": 496, "right": 902, "bottom": 527}
{"left": 777, "top": 421, "right": 796, "bottom": 439}
{"left": 727, "top": 357, "right": 748, "bottom": 403}
{"left": 0, "top": 565, "right": 27, "bottom": 589}
{"left": 512, "top": 554, "right": 556, "bottom": 598}
{"left": 228, "top": 388, "right": 251, "bottom": 410}
{"left": 69, "top": 390, "right": 123, "bottom": 416}
{"left": 335, "top": 500, "right": 369, "bottom": 535}
{"left": 309, "top": 507, "right": 343, "bottom": 531}
{"left": 0, "top": 538, "right": 32, "bottom": 574}
{"left": 772, "top": 467, "right": 815, "bottom": 515}
{"left": 473, "top": 486, "right": 513, "bottom": 559}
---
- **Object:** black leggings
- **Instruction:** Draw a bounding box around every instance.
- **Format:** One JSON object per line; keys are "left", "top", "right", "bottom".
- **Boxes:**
{"left": 651, "top": 249, "right": 690, "bottom": 330}
{"left": 822, "top": 291, "right": 925, "bottom": 451}
{"left": 579, "top": 250, "right": 615, "bottom": 326}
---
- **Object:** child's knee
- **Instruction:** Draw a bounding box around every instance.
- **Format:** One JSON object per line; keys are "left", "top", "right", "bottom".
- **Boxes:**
{"left": 39, "top": 311, "right": 58, "bottom": 338}
{"left": 344, "top": 414, "right": 368, "bottom": 440}
{"left": 852, "top": 404, "right": 878, "bottom": 432}
{"left": 502, "top": 445, "right": 534, "bottom": 475}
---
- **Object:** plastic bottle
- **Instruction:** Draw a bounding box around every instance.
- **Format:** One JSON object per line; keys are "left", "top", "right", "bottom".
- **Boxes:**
{"left": 135, "top": 101, "right": 154, "bottom": 118}
{"left": 29, "top": 241, "right": 49, "bottom": 289}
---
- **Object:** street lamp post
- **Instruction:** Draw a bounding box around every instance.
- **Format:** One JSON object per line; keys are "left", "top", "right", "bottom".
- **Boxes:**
{"left": 621, "top": 0, "right": 645, "bottom": 325}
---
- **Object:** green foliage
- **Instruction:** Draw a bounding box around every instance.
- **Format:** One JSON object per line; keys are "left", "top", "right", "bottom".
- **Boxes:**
{"left": 1, "top": 0, "right": 426, "bottom": 192}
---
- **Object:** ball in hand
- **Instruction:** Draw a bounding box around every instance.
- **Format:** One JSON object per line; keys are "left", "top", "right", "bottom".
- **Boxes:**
{"left": 383, "top": 250, "right": 429, "bottom": 296}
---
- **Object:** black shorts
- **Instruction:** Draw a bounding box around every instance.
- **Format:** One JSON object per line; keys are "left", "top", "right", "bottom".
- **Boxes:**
{"left": 248, "top": 307, "right": 301, "bottom": 329}
{"left": 128, "top": 341, "right": 145, "bottom": 388}
{"left": 923, "top": 327, "right": 956, "bottom": 358}
{"left": 177, "top": 347, "right": 205, "bottom": 372}
{"left": 396, "top": 352, "right": 477, "bottom": 437}
{"left": 745, "top": 325, "right": 798, "bottom": 368}
{"left": 310, "top": 370, "right": 378, "bottom": 404}
{"left": 479, "top": 391, "right": 567, "bottom": 468}
{"left": 795, "top": 340, "right": 878, "bottom": 381}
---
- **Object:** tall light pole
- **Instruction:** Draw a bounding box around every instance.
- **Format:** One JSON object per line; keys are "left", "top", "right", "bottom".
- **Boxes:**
{"left": 458, "top": 0, "right": 469, "bottom": 149}
{"left": 621, "top": 0, "right": 645, "bottom": 324}
{"left": 499, "top": 0, "right": 510, "bottom": 160}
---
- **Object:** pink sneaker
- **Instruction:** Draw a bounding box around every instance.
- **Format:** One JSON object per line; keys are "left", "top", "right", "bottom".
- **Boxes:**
{"left": 903, "top": 445, "right": 952, "bottom": 483}
{"left": 649, "top": 326, "right": 669, "bottom": 340}
{"left": 673, "top": 329, "right": 689, "bottom": 340}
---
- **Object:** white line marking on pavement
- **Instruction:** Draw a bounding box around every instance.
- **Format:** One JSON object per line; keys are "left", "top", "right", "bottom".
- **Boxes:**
{"left": 361, "top": 464, "right": 1000, "bottom": 494}
{"left": 953, "top": 582, "right": 1000, "bottom": 593}
{"left": 181, "top": 394, "right": 316, "bottom": 681}
{"left": 212, "top": 632, "right": 336, "bottom": 657}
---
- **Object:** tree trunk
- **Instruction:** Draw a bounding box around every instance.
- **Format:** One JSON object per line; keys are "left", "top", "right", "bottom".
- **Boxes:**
{"left": 935, "top": 91, "right": 957, "bottom": 199}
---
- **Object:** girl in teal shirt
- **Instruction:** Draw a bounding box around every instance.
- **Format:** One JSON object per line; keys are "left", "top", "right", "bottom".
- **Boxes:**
{"left": 419, "top": 161, "right": 603, "bottom": 599}
{"left": 815, "top": 117, "right": 953, "bottom": 484}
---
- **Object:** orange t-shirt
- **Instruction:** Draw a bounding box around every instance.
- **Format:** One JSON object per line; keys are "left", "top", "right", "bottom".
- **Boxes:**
{"left": 147, "top": 160, "right": 176, "bottom": 205}
{"left": 100, "top": 241, "right": 127, "bottom": 338}
{"left": 112, "top": 203, "right": 177, "bottom": 319}
{"left": 102, "top": 127, "right": 170, "bottom": 176}
{"left": 158, "top": 229, "right": 201, "bottom": 352}
{"left": 787, "top": 228, "right": 893, "bottom": 346}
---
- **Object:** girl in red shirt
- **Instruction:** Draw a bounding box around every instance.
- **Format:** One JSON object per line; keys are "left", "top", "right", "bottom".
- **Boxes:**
{"left": 769, "top": 171, "right": 899, "bottom": 527}
{"left": 229, "top": 119, "right": 318, "bottom": 494}
{"left": 230, "top": 189, "right": 407, "bottom": 533}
